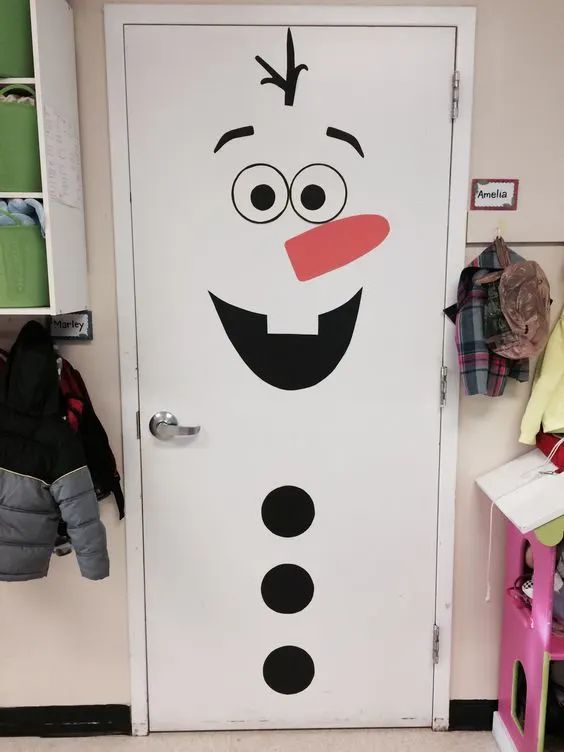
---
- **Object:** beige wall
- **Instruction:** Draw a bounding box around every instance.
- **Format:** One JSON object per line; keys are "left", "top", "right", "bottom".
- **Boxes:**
{"left": 1, "top": 0, "right": 563, "bottom": 708}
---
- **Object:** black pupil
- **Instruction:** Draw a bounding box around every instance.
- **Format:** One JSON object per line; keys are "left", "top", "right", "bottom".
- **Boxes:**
{"left": 251, "top": 184, "right": 276, "bottom": 211}
{"left": 301, "top": 184, "right": 326, "bottom": 211}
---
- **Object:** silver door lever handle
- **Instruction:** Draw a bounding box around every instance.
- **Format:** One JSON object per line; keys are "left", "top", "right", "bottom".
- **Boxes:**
{"left": 149, "top": 411, "right": 201, "bottom": 441}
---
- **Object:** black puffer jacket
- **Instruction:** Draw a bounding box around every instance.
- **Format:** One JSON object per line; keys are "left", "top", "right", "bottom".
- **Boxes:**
{"left": 0, "top": 322, "right": 109, "bottom": 581}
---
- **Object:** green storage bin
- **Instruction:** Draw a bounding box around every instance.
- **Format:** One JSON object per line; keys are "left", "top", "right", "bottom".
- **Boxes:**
{"left": 0, "top": 0, "right": 34, "bottom": 78}
{"left": 0, "top": 84, "right": 41, "bottom": 192}
{"left": 0, "top": 209, "right": 49, "bottom": 307}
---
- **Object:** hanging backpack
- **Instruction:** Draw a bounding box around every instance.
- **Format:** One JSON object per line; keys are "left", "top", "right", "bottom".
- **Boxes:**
{"left": 480, "top": 237, "right": 550, "bottom": 359}
{"left": 58, "top": 358, "right": 124, "bottom": 518}
{"left": 54, "top": 358, "right": 124, "bottom": 555}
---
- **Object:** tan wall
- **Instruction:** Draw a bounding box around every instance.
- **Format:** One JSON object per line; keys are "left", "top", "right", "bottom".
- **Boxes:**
{"left": 1, "top": 0, "right": 563, "bottom": 707}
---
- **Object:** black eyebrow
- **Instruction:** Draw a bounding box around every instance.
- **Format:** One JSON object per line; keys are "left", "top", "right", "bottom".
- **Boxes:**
{"left": 326, "top": 127, "right": 364, "bottom": 158}
{"left": 214, "top": 126, "right": 255, "bottom": 154}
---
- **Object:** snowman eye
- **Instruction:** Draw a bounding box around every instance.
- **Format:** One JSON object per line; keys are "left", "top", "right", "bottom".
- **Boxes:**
{"left": 290, "top": 164, "right": 348, "bottom": 224}
{"left": 231, "top": 164, "right": 289, "bottom": 224}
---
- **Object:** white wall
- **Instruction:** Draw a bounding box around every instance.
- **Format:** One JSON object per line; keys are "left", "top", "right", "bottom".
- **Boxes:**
{"left": 1, "top": 0, "right": 563, "bottom": 708}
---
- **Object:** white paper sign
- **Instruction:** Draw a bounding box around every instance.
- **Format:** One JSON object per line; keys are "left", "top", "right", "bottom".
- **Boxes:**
{"left": 43, "top": 105, "right": 83, "bottom": 209}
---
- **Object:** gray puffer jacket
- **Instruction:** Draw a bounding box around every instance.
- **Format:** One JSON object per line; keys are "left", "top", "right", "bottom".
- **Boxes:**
{"left": 0, "top": 322, "right": 109, "bottom": 581}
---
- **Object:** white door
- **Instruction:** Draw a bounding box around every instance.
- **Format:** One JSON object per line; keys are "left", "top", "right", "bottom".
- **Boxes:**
{"left": 124, "top": 23, "right": 455, "bottom": 731}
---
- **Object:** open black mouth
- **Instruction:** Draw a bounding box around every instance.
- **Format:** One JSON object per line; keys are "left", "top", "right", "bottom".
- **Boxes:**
{"left": 209, "top": 289, "right": 362, "bottom": 390}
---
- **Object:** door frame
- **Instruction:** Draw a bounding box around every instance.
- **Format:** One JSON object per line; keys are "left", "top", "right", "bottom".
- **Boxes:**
{"left": 105, "top": 4, "right": 475, "bottom": 736}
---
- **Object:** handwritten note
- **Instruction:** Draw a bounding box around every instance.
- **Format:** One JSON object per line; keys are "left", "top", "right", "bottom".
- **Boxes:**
{"left": 43, "top": 105, "right": 83, "bottom": 209}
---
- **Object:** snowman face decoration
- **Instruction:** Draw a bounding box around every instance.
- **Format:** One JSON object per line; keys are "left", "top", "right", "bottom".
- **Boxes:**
{"left": 211, "top": 29, "right": 390, "bottom": 390}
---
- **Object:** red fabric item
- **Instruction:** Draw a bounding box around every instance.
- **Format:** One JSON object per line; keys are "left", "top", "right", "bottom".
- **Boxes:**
{"left": 59, "top": 359, "right": 86, "bottom": 432}
{"left": 536, "top": 431, "right": 564, "bottom": 473}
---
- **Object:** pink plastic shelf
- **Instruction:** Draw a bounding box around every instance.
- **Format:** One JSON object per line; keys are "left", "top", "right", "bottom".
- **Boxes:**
{"left": 549, "top": 631, "right": 564, "bottom": 661}
{"left": 507, "top": 598, "right": 564, "bottom": 660}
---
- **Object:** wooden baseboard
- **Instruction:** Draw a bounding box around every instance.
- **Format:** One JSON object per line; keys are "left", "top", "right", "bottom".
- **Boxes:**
{"left": 0, "top": 705, "right": 131, "bottom": 737}
{"left": 0, "top": 701, "right": 496, "bottom": 736}
{"left": 449, "top": 699, "right": 498, "bottom": 731}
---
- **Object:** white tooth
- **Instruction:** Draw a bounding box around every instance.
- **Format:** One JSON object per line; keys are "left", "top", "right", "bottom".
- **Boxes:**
{"left": 267, "top": 311, "right": 319, "bottom": 335}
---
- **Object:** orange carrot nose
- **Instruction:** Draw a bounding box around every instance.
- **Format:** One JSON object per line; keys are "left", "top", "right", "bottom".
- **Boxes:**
{"left": 284, "top": 214, "right": 390, "bottom": 282}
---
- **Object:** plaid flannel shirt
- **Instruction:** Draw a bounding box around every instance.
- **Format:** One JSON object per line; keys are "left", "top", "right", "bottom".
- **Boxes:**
{"left": 450, "top": 246, "right": 529, "bottom": 397}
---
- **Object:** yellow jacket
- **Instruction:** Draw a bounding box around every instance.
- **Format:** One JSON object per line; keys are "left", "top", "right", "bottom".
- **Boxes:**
{"left": 520, "top": 312, "right": 564, "bottom": 444}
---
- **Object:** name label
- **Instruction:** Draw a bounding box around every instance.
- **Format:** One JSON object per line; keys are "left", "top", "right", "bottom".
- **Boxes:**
{"left": 470, "top": 179, "right": 519, "bottom": 210}
{"left": 50, "top": 310, "right": 93, "bottom": 341}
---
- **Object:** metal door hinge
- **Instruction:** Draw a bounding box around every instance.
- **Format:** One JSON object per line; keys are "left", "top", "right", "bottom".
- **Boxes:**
{"left": 440, "top": 366, "right": 448, "bottom": 408}
{"left": 433, "top": 624, "right": 440, "bottom": 664}
{"left": 451, "top": 71, "right": 460, "bottom": 120}
{"left": 136, "top": 410, "right": 141, "bottom": 440}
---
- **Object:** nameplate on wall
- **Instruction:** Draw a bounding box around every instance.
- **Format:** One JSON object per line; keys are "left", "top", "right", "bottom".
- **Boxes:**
{"left": 470, "top": 179, "right": 519, "bottom": 211}
{"left": 50, "top": 311, "right": 93, "bottom": 341}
